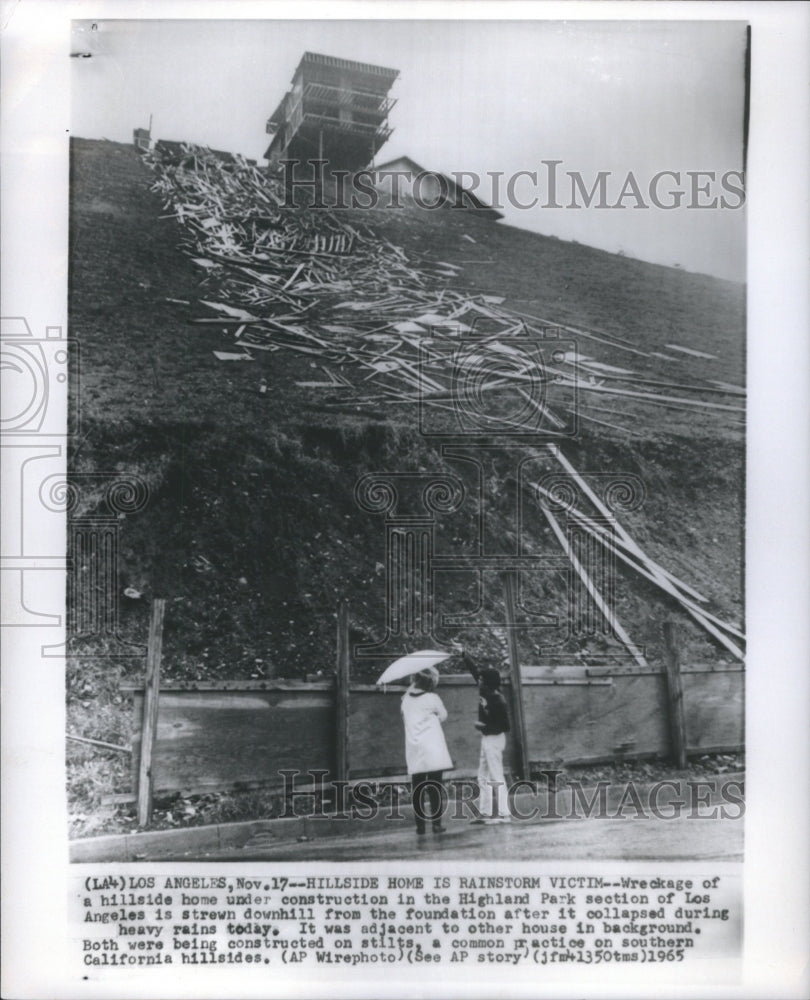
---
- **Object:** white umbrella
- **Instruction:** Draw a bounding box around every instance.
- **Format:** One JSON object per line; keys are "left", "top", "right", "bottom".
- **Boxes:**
{"left": 375, "top": 649, "right": 453, "bottom": 686}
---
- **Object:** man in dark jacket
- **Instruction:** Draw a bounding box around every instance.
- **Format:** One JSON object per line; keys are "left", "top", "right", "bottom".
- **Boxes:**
{"left": 457, "top": 650, "right": 511, "bottom": 824}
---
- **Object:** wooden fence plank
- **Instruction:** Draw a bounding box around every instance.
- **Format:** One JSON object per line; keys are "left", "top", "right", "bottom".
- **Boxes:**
{"left": 683, "top": 672, "right": 744, "bottom": 748}
{"left": 349, "top": 690, "right": 410, "bottom": 778}
{"left": 663, "top": 619, "right": 688, "bottom": 768}
{"left": 502, "top": 571, "right": 530, "bottom": 779}
{"left": 123, "top": 673, "right": 639, "bottom": 693}
{"left": 126, "top": 668, "right": 743, "bottom": 795}
{"left": 123, "top": 679, "right": 335, "bottom": 692}
{"left": 131, "top": 689, "right": 335, "bottom": 793}
{"left": 335, "top": 600, "right": 350, "bottom": 783}
{"left": 522, "top": 672, "right": 669, "bottom": 762}
{"left": 137, "top": 598, "right": 165, "bottom": 827}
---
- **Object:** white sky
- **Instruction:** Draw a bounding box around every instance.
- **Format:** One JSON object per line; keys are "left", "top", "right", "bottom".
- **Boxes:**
{"left": 71, "top": 19, "right": 747, "bottom": 280}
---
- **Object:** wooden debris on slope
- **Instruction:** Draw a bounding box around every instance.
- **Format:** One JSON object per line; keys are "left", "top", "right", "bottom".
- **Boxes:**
{"left": 142, "top": 142, "right": 744, "bottom": 664}
{"left": 143, "top": 143, "right": 745, "bottom": 431}
{"left": 530, "top": 445, "right": 745, "bottom": 660}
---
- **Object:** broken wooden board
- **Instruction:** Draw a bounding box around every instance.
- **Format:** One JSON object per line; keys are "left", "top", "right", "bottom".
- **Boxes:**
{"left": 665, "top": 344, "right": 718, "bottom": 360}
{"left": 212, "top": 350, "right": 254, "bottom": 361}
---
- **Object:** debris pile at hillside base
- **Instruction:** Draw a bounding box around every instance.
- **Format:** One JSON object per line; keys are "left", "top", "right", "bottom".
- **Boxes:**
{"left": 145, "top": 143, "right": 745, "bottom": 430}
{"left": 143, "top": 142, "right": 744, "bottom": 658}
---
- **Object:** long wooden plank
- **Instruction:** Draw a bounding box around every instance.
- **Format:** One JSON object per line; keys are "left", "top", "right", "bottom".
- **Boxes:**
{"left": 561, "top": 379, "right": 745, "bottom": 413}
{"left": 122, "top": 679, "right": 335, "bottom": 692}
{"left": 662, "top": 619, "right": 687, "bottom": 768}
{"left": 509, "top": 308, "right": 653, "bottom": 355}
{"left": 124, "top": 675, "right": 627, "bottom": 694}
{"left": 665, "top": 343, "right": 717, "bottom": 359}
{"left": 545, "top": 496, "right": 746, "bottom": 657}
{"left": 565, "top": 509, "right": 746, "bottom": 645}
{"left": 589, "top": 371, "right": 743, "bottom": 398}
{"left": 137, "top": 598, "right": 165, "bottom": 828}
{"left": 67, "top": 734, "right": 130, "bottom": 754}
{"left": 546, "top": 444, "right": 708, "bottom": 602}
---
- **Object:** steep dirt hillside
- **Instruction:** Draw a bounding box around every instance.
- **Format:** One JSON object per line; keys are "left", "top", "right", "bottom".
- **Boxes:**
{"left": 66, "top": 139, "right": 744, "bottom": 832}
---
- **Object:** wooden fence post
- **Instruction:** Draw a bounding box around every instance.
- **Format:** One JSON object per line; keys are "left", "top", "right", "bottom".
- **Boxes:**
{"left": 335, "top": 599, "right": 350, "bottom": 784}
{"left": 663, "top": 618, "right": 687, "bottom": 768}
{"left": 502, "top": 572, "right": 530, "bottom": 780}
{"left": 137, "top": 598, "right": 165, "bottom": 828}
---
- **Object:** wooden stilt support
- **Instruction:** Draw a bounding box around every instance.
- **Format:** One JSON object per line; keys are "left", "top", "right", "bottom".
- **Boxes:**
{"left": 533, "top": 459, "right": 745, "bottom": 659}
{"left": 502, "top": 572, "right": 530, "bottom": 780}
{"left": 540, "top": 502, "right": 649, "bottom": 670}
{"left": 542, "top": 445, "right": 745, "bottom": 660}
{"left": 137, "top": 598, "right": 166, "bottom": 828}
{"left": 535, "top": 481, "right": 708, "bottom": 605}
{"left": 564, "top": 508, "right": 746, "bottom": 657}
{"left": 663, "top": 618, "right": 687, "bottom": 768}
{"left": 335, "top": 599, "right": 351, "bottom": 784}
{"left": 547, "top": 443, "right": 707, "bottom": 602}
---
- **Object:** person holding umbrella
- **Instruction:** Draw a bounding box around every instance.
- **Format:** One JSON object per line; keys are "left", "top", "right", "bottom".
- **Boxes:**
{"left": 399, "top": 665, "right": 453, "bottom": 837}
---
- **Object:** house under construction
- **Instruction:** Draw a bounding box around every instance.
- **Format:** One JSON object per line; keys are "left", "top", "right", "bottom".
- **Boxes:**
{"left": 264, "top": 51, "right": 399, "bottom": 171}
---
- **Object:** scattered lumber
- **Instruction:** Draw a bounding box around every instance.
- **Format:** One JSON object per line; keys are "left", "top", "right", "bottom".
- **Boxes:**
{"left": 144, "top": 143, "right": 744, "bottom": 427}
{"left": 534, "top": 445, "right": 745, "bottom": 659}
{"left": 143, "top": 142, "right": 744, "bottom": 665}
{"left": 547, "top": 444, "right": 706, "bottom": 602}
{"left": 539, "top": 501, "right": 650, "bottom": 670}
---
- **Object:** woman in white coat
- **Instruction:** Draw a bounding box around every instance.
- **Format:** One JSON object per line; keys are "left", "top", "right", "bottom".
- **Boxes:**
{"left": 400, "top": 666, "right": 453, "bottom": 836}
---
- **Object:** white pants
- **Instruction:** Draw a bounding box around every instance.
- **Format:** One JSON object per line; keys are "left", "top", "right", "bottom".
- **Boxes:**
{"left": 477, "top": 733, "right": 508, "bottom": 818}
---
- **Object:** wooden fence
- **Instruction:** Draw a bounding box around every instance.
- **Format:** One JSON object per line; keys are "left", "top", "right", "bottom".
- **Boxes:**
{"left": 124, "top": 663, "right": 743, "bottom": 798}
{"left": 120, "top": 601, "right": 743, "bottom": 825}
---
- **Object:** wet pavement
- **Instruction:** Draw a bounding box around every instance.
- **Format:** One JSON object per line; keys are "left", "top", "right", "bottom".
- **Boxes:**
{"left": 197, "top": 812, "right": 743, "bottom": 862}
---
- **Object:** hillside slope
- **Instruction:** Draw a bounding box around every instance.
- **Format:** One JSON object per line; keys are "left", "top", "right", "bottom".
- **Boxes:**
{"left": 67, "top": 139, "right": 744, "bottom": 828}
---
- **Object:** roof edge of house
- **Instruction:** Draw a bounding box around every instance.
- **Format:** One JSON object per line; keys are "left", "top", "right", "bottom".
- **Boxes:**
{"left": 373, "top": 156, "right": 503, "bottom": 218}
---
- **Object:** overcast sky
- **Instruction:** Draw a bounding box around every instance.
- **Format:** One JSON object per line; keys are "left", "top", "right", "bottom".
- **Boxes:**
{"left": 71, "top": 18, "right": 747, "bottom": 281}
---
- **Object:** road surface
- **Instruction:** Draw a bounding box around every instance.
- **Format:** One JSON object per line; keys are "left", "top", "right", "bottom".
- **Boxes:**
{"left": 196, "top": 813, "right": 743, "bottom": 862}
